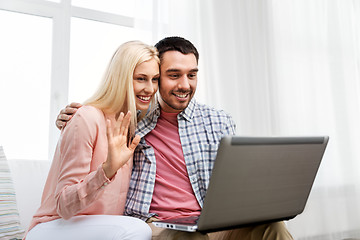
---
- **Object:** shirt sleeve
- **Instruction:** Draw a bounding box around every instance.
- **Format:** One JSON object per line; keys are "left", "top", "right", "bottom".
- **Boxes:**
{"left": 221, "top": 112, "right": 237, "bottom": 136}
{"left": 54, "top": 107, "right": 113, "bottom": 220}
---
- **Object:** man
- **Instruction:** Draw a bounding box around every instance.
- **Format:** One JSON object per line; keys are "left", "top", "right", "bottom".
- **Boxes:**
{"left": 57, "top": 37, "right": 293, "bottom": 240}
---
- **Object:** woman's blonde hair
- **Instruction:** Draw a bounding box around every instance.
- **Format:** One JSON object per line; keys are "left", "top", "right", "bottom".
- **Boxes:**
{"left": 84, "top": 41, "right": 159, "bottom": 138}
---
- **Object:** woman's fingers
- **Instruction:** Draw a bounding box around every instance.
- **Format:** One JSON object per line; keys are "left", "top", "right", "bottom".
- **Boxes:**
{"left": 105, "top": 119, "right": 113, "bottom": 142}
{"left": 114, "top": 112, "right": 124, "bottom": 136}
{"left": 104, "top": 113, "right": 138, "bottom": 177}
{"left": 119, "top": 111, "right": 132, "bottom": 136}
{"left": 111, "top": 111, "right": 132, "bottom": 140}
{"left": 129, "top": 135, "right": 141, "bottom": 151}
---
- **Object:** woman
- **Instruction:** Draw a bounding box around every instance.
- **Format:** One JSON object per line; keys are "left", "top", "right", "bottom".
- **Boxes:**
{"left": 25, "top": 41, "right": 160, "bottom": 240}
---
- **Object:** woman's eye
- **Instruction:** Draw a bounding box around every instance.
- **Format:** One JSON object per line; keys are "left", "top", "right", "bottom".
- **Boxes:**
{"left": 136, "top": 77, "right": 146, "bottom": 81}
{"left": 152, "top": 77, "right": 160, "bottom": 82}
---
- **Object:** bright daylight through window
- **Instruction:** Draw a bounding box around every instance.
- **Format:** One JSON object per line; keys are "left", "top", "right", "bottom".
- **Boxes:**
{"left": 0, "top": 10, "right": 52, "bottom": 160}
{"left": 0, "top": 0, "right": 154, "bottom": 160}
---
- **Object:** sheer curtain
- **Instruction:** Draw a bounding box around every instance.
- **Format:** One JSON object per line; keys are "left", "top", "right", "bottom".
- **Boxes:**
{"left": 265, "top": 1, "right": 360, "bottom": 239}
{"left": 162, "top": 0, "right": 360, "bottom": 239}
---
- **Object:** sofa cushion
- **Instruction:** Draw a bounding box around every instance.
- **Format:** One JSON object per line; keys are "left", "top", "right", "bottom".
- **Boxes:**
{"left": 8, "top": 159, "right": 50, "bottom": 230}
{"left": 0, "top": 146, "right": 25, "bottom": 239}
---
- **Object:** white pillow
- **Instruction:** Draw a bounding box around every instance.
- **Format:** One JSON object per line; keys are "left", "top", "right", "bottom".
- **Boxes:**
{"left": 0, "top": 146, "right": 25, "bottom": 240}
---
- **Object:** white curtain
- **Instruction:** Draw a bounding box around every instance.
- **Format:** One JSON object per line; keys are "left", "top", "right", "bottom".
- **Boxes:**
{"left": 160, "top": 0, "right": 360, "bottom": 239}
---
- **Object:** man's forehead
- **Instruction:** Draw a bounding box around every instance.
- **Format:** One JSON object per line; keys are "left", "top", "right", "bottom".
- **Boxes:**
{"left": 160, "top": 51, "right": 198, "bottom": 69}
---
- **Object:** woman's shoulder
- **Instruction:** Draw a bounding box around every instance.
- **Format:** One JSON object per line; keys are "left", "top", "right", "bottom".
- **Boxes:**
{"left": 76, "top": 105, "right": 103, "bottom": 116}
{"left": 71, "top": 105, "right": 105, "bottom": 127}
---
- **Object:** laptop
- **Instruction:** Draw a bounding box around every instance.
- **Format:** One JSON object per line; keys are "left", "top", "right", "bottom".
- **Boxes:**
{"left": 152, "top": 135, "right": 329, "bottom": 233}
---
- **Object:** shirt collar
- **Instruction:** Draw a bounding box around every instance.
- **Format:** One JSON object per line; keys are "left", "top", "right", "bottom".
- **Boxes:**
{"left": 177, "top": 98, "right": 196, "bottom": 122}
{"left": 136, "top": 98, "right": 197, "bottom": 137}
{"left": 154, "top": 98, "right": 196, "bottom": 122}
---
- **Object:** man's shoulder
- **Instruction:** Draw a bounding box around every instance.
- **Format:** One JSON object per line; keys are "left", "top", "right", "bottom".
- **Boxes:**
{"left": 193, "top": 101, "right": 232, "bottom": 118}
{"left": 192, "top": 101, "right": 236, "bottom": 133}
{"left": 186, "top": 101, "right": 236, "bottom": 142}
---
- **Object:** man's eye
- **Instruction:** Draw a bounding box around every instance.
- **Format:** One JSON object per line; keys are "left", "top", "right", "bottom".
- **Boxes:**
{"left": 169, "top": 74, "right": 179, "bottom": 78}
{"left": 188, "top": 74, "right": 197, "bottom": 79}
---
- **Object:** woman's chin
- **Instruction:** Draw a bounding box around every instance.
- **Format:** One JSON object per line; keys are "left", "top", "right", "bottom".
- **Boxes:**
{"left": 136, "top": 104, "right": 150, "bottom": 111}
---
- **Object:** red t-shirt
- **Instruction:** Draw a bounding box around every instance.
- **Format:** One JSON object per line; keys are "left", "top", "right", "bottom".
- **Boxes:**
{"left": 145, "top": 110, "right": 201, "bottom": 220}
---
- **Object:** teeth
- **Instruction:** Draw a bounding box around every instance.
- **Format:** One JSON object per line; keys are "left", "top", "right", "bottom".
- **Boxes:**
{"left": 175, "top": 93, "right": 188, "bottom": 98}
{"left": 138, "top": 96, "right": 151, "bottom": 101}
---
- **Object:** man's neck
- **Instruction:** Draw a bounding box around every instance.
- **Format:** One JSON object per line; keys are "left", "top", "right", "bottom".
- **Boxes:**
{"left": 158, "top": 98, "right": 183, "bottom": 114}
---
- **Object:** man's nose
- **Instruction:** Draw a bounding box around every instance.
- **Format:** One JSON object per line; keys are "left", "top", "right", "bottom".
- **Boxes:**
{"left": 177, "top": 76, "right": 190, "bottom": 90}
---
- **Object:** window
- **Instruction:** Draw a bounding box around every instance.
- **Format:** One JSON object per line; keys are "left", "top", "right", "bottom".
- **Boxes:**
{"left": 0, "top": 0, "right": 163, "bottom": 160}
{"left": 68, "top": 17, "right": 152, "bottom": 103}
{"left": 72, "top": 0, "right": 135, "bottom": 17}
{"left": 0, "top": 10, "right": 52, "bottom": 160}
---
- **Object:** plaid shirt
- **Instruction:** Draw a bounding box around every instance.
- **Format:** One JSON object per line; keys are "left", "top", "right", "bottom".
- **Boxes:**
{"left": 124, "top": 99, "right": 236, "bottom": 220}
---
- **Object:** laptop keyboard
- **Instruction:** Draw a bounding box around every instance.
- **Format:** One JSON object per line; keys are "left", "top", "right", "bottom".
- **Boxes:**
{"left": 164, "top": 216, "right": 199, "bottom": 224}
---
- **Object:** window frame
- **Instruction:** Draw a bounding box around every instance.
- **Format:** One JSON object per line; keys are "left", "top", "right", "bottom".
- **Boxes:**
{"left": 0, "top": 0, "right": 157, "bottom": 160}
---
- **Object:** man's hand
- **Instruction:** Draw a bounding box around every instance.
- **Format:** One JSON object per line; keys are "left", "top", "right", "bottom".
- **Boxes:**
{"left": 102, "top": 111, "right": 141, "bottom": 179}
{"left": 56, "top": 102, "right": 82, "bottom": 130}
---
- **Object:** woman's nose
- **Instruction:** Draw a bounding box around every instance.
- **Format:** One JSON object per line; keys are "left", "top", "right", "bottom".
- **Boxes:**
{"left": 144, "top": 81, "right": 156, "bottom": 94}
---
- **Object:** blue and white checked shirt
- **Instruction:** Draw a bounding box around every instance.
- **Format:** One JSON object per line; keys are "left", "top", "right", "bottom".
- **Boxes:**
{"left": 124, "top": 99, "right": 236, "bottom": 220}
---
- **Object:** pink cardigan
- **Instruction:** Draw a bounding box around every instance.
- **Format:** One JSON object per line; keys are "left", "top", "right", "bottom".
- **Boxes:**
{"left": 27, "top": 106, "right": 132, "bottom": 233}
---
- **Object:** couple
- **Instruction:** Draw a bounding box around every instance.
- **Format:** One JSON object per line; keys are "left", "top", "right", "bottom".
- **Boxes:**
{"left": 26, "top": 37, "right": 293, "bottom": 240}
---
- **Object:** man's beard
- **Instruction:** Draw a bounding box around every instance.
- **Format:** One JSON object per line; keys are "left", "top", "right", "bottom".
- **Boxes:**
{"left": 160, "top": 90, "right": 193, "bottom": 111}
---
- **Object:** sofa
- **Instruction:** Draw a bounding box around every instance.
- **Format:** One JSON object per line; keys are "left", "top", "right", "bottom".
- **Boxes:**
{"left": 0, "top": 146, "right": 50, "bottom": 239}
{"left": 8, "top": 159, "right": 50, "bottom": 232}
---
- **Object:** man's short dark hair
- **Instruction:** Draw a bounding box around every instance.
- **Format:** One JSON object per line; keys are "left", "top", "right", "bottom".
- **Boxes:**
{"left": 155, "top": 36, "right": 199, "bottom": 63}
